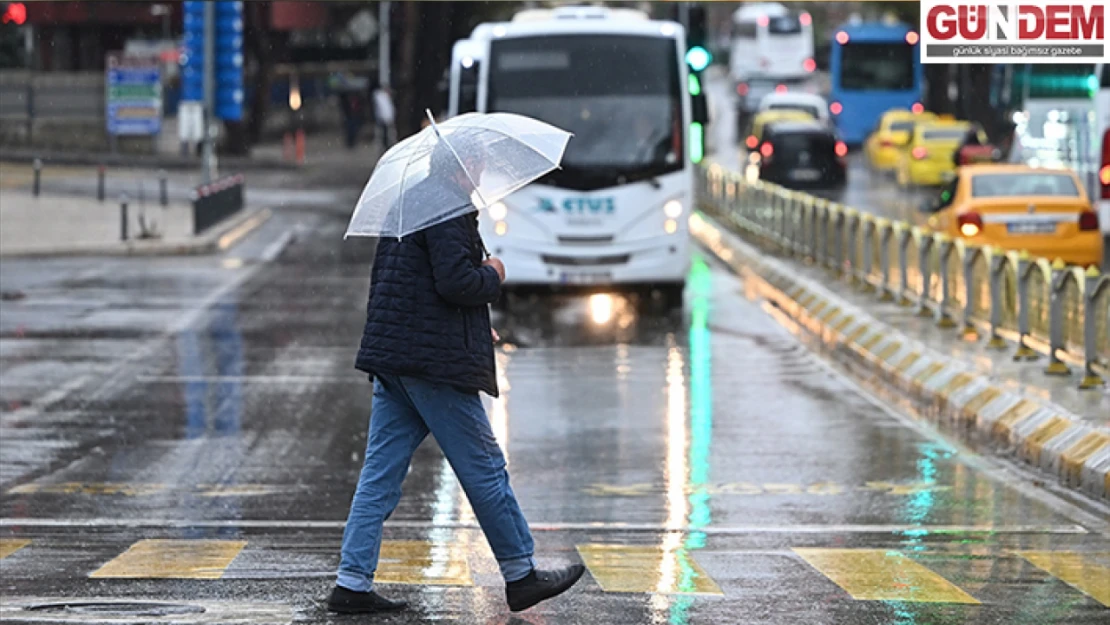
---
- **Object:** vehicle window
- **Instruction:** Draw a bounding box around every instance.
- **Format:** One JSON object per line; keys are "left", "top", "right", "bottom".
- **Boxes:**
{"left": 970, "top": 173, "right": 1080, "bottom": 198}
{"left": 768, "top": 16, "right": 802, "bottom": 36}
{"left": 890, "top": 121, "right": 914, "bottom": 133}
{"left": 773, "top": 133, "right": 834, "bottom": 154}
{"left": 769, "top": 103, "right": 819, "bottom": 118}
{"left": 1101, "top": 64, "right": 1110, "bottom": 88}
{"left": 733, "top": 23, "right": 757, "bottom": 39}
{"left": 923, "top": 128, "right": 968, "bottom": 141}
{"left": 839, "top": 43, "right": 915, "bottom": 91}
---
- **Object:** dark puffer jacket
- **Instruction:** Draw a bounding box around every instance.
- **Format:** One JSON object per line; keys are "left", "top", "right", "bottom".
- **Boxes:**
{"left": 355, "top": 197, "right": 500, "bottom": 397}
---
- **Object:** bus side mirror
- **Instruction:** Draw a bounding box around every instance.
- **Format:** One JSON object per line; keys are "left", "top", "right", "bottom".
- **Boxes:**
{"left": 692, "top": 92, "right": 709, "bottom": 126}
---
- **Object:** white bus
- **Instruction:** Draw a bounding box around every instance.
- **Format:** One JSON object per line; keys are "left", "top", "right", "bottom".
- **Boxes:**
{"left": 448, "top": 24, "right": 502, "bottom": 118}
{"left": 729, "top": 3, "right": 817, "bottom": 130}
{"left": 472, "top": 5, "right": 705, "bottom": 305}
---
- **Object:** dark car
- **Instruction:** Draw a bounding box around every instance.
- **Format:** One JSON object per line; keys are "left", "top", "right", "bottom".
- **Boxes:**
{"left": 756, "top": 121, "right": 848, "bottom": 190}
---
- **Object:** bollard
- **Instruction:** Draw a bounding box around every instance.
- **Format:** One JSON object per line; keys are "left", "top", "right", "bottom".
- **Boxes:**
{"left": 916, "top": 234, "right": 934, "bottom": 317}
{"left": 119, "top": 193, "right": 129, "bottom": 241}
{"left": 1078, "top": 266, "right": 1105, "bottom": 389}
{"left": 32, "top": 158, "right": 42, "bottom": 197}
{"left": 896, "top": 227, "right": 912, "bottom": 306}
{"left": 935, "top": 235, "right": 957, "bottom": 328}
{"left": 986, "top": 248, "right": 1008, "bottom": 349}
{"left": 1044, "top": 258, "right": 1070, "bottom": 376}
{"left": 961, "top": 246, "right": 980, "bottom": 341}
{"left": 295, "top": 128, "right": 306, "bottom": 165}
{"left": 97, "top": 165, "right": 105, "bottom": 202}
{"left": 1013, "top": 251, "right": 1038, "bottom": 360}
{"left": 878, "top": 221, "right": 894, "bottom": 301}
{"left": 159, "top": 169, "right": 168, "bottom": 207}
{"left": 844, "top": 210, "right": 859, "bottom": 285}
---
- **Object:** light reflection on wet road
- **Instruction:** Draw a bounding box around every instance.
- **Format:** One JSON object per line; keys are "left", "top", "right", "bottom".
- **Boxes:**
{"left": 1, "top": 205, "right": 1107, "bottom": 623}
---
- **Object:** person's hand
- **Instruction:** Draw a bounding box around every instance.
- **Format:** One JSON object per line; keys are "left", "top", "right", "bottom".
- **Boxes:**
{"left": 491, "top": 328, "right": 500, "bottom": 343}
{"left": 483, "top": 257, "right": 506, "bottom": 282}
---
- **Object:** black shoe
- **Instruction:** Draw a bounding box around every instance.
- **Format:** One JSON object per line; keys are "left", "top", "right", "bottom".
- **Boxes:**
{"left": 326, "top": 586, "right": 407, "bottom": 614}
{"left": 505, "top": 565, "right": 586, "bottom": 612}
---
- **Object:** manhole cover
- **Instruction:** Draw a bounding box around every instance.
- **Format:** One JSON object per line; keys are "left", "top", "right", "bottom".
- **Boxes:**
{"left": 27, "top": 602, "right": 206, "bottom": 617}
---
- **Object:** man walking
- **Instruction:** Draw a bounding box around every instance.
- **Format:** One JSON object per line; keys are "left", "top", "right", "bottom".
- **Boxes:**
{"left": 327, "top": 138, "right": 585, "bottom": 614}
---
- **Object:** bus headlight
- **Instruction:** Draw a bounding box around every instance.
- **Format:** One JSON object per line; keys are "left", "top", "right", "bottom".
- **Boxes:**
{"left": 488, "top": 201, "right": 508, "bottom": 221}
{"left": 664, "top": 219, "right": 678, "bottom": 234}
{"left": 494, "top": 221, "right": 508, "bottom": 236}
{"left": 663, "top": 199, "right": 683, "bottom": 218}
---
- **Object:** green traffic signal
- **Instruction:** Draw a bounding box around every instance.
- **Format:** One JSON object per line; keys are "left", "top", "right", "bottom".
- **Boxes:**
{"left": 686, "top": 46, "right": 711, "bottom": 72}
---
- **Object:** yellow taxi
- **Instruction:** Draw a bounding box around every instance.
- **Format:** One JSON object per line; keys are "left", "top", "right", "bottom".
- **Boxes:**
{"left": 894, "top": 121, "right": 987, "bottom": 188}
{"left": 920, "top": 165, "right": 1103, "bottom": 267}
{"left": 744, "top": 109, "right": 814, "bottom": 150}
{"left": 864, "top": 109, "right": 938, "bottom": 172}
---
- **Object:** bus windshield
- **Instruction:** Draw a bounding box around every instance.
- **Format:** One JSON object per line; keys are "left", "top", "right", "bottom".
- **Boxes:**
{"left": 488, "top": 35, "right": 682, "bottom": 187}
{"left": 839, "top": 43, "right": 915, "bottom": 91}
{"left": 768, "top": 16, "right": 802, "bottom": 36}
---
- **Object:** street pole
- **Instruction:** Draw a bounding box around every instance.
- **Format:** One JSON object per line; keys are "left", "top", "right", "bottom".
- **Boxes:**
{"left": 202, "top": 0, "right": 216, "bottom": 184}
{"left": 379, "top": 1, "right": 391, "bottom": 88}
{"left": 24, "top": 25, "right": 33, "bottom": 145}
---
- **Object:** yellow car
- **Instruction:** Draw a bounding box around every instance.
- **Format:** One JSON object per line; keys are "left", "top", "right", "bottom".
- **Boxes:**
{"left": 745, "top": 109, "right": 814, "bottom": 150}
{"left": 920, "top": 165, "right": 1103, "bottom": 267}
{"left": 865, "top": 109, "right": 938, "bottom": 172}
{"left": 895, "top": 121, "right": 987, "bottom": 188}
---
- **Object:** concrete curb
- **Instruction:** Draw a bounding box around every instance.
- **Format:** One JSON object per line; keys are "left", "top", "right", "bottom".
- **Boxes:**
{"left": 0, "top": 149, "right": 298, "bottom": 172}
{"left": 0, "top": 207, "right": 273, "bottom": 259}
{"left": 691, "top": 211, "right": 1110, "bottom": 502}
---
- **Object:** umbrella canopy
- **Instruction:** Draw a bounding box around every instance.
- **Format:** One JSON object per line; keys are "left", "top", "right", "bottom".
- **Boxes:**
{"left": 345, "top": 111, "right": 572, "bottom": 239}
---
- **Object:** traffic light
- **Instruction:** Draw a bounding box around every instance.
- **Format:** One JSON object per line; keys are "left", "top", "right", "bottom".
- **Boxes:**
{"left": 685, "top": 4, "right": 712, "bottom": 72}
{"left": 180, "top": 1, "right": 243, "bottom": 121}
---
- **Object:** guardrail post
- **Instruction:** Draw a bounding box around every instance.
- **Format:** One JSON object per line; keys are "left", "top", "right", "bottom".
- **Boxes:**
{"left": 1079, "top": 266, "right": 1104, "bottom": 389}
{"left": 814, "top": 200, "right": 826, "bottom": 267}
{"left": 878, "top": 221, "right": 894, "bottom": 301}
{"left": 119, "top": 192, "right": 129, "bottom": 241}
{"left": 961, "top": 246, "right": 980, "bottom": 340}
{"left": 896, "top": 226, "right": 912, "bottom": 306}
{"left": 1013, "top": 251, "right": 1038, "bottom": 360}
{"left": 32, "top": 158, "right": 42, "bottom": 197}
{"left": 1044, "top": 258, "right": 1070, "bottom": 376}
{"left": 159, "top": 169, "right": 169, "bottom": 207}
{"left": 935, "top": 235, "right": 956, "bottom": 328}
{"left": 916, "top": 234, "right": 934, "bottom": 317}
{"left": 844, "top": 209, "right": 859, "bottom": 285}
{"left": 832, "top": 207, "right": 844, "bottom": 276}
{"left": 859, "top": 218, "right": 874, "bottom": 292}
{"left": 986, "top": 248, "right": 1008, "bottom": 349}
{"left": 97, "top": 165, "right": 106, "bottom": 202}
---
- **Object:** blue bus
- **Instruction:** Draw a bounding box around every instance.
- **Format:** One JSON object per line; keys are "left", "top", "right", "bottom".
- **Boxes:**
{"left": 828, "top": 20, "right": 925, "bottom": 145}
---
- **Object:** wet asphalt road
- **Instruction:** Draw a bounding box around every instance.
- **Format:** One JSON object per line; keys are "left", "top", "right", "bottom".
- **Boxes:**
{"left": 2, "top": 192, "right": 1109, "bottom": 624}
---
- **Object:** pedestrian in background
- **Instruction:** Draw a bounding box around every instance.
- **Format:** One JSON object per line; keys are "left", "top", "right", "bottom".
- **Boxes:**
{"left": 373, "top": 83, "right": 396, "bottom": 149}
{"left": 326, "top": 134, "right": 585, "bottom": 615}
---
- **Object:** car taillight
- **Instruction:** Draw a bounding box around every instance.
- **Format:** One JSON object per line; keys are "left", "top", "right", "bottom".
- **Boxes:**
{"left": 912, "top": 102, "right": 925, "bottom": 114}
{"left": 830, "top": 102, "right": 843, "bottom": 115}
{"left": 912, "top": 147, "right": 928, "bottom": 160}
{"left": 1101, "top": 128, "right": 1110, "bottom": 199}
{"left": 775, "top": 84, "right": 787, "bottom": 93}
{"left": 746, "top": 135, "right": 758, "bottom": 149}
{"left": 737, "top": 83, "right": 749, "bottom": 96}
{"left": 1079, "top": 210, "right": 1099, "bottom": 231}
{"left": 957, "top": 212, "right": 983, "bottom": 237}
{"left": 880, "top": 139, "right": 893, "bottom": 148}
{"left": 803, "top": 58, "right": 816, "bottom": 72}
{"left": 760, "top": 142, "right": 774, "bottom": 158}
{"left": 835, "top": 141, "right": 848, "bottom": 157}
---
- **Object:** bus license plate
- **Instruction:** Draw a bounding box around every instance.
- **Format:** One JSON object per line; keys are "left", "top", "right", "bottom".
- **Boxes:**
{"left": 791, "top": 169, "right": 820, "bottom": 181}
{"left": 1007, "top": 221, "right": 1056, "bottom": 235}
{"left": 559, "top": 271, "right": 611, "bottom": 285}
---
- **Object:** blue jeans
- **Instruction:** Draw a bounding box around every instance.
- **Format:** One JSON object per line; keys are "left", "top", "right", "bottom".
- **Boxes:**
{"left": 337, "top": 374, "right": 536, "bottom": 592}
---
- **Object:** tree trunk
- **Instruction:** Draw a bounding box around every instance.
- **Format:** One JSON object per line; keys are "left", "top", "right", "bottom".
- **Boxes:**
{"left": 394, "top": 1, "right": 421, "bottom": 138}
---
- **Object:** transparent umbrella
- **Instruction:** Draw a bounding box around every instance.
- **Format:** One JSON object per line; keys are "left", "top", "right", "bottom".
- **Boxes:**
{"left": 345, "top": 111, "right": 572, "bottom": 239}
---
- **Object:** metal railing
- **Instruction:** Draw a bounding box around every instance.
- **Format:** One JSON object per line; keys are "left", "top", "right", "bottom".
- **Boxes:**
{"left": 699, "top": 164, "right": 1110, "bottom": 389}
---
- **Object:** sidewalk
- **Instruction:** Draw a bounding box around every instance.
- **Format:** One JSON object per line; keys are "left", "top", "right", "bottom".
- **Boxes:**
{"left": 691, "top": 210, "right": 1110, "bottom": 502}
{"left": 0, "top": 191, "right": 269, "bottom": 257}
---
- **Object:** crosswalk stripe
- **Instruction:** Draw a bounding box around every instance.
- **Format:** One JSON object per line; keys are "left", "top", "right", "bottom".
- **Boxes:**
{"left": 576, "top": 544, "right": 723, "bottom": 595}
{"left": 1016, "top": 551, "right": 1110, "bottom": 607}
{"left": 90, "top": 539, "right": 246, "bottom": 579}
{"left": 376, "top": 540, "right": 473, "bottom": 586}
{"left": 792, "top": 548, "right": 980, "bottom": 604}
{"left": 0, "top": 539, "right": 30, "bottom": 559}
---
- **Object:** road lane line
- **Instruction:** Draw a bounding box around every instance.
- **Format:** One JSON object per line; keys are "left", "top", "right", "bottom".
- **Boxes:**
{"left": 0, "top": 518, "right": 1088, "bottom": 534}
{"left": 792, "top": 548, "right": 980, "bottom": 604}
{"left": 576, "top": 544, "right": 722, "bottom": 595}
{"left": 1015, "top": 551, "right": 1110, "bottom": 607}
{"left": 0, "top": 538, "right": 30, "bottom": 559}
{"left": 375, "top": 540, "right": 473, "bottom": 586}
{"left": 90, "top": 539, "right": 246, "bottom": 579}
{"left": 136, "top": 375, "right": 364, "bottom": 384}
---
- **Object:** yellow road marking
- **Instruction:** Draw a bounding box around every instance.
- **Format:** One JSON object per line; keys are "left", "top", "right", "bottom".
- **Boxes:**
{"left": 90, "top": 539, "right": 246, "bottom": 579}
{"left": 860, "top": 333, "right": 885, "bottom": 351}
{"left": 0, "top": 539, "right": 30, "bottom": 559}
{"left": 846, "top": 325, "right": 870, "bottom": 343}
{"left": 577, "top": 544, "right": 722, "bottom": 595}
{"left": 8, "top": 482, "right": 168, "bottom": 496}
{"left": 1022, "top": 416, "right": 1072, "bottom": 464}
{"left": 1061, "top": 433, "right": 1110, "bottom": 484}
{"left": 833, "top": 316, "right": 855, "bottom": 332}
{"left": 938, "top": 372, "right": 974, "bottom": 399}
{"left": 1016, "top": 551, "right": 1110, "bottom": 607}
{"left": 912, "top": 363, "right": 945, "bottom": 385}
{"left": 962, "top": 386, "right": 1002, "bottom": 418}
{"left": 793, "top": 548, "right": 979, "bottom": 604}
{"left": 993, "top": 399, "right": 1038, "bottom": 437}
{"left": 877, "top": 342, "right": 902, "bottom": 361}
{"left": 376, "top": 540, "right": 473, "bottom": 586}
{"left": 895, "top": 352, "right": 922, "bottom": 372}
{"left": 819, "top": 306, "right": 841, "bottom": 323}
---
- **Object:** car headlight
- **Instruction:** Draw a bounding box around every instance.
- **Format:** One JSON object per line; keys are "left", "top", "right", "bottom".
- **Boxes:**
{"left": 488, "top": 202, "right": 508, "bottom": 221}
{"left": 663, "top": 200, "right": 683, "bottom": 219}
